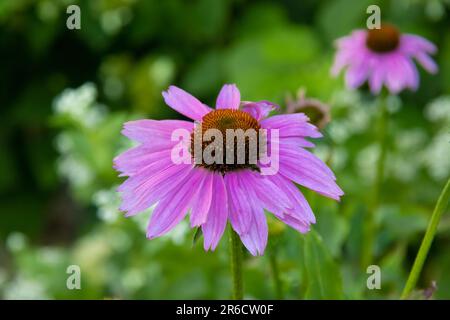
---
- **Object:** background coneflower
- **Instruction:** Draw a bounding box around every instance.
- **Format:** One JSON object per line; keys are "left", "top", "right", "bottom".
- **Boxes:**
{"left": 332, "top": 24, "right": 437, "bottom": 94}
{"left": 331, "top": 24, "right": 438, "bottom": 269}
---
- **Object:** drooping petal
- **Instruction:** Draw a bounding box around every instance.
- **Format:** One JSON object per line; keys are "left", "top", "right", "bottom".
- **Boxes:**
{"left": 401, "top": 34, "right": 437, "bottom": 54}
{"left": 402, "top": 57, "right": 419, "bottom": 91}
{"left": 276, "top": 214, "right": 311, "bottom": 233}
{"left": 114, "top": 147, "right": 172, "bottom": 177}
{"left": 384, "top": 54, "right": 420, "bottom": 93}
{"left": 233, "top": 185, "right": 268, "bottom": 256}
{"left": 331, "top": 30, "right": 368, "bottom": 77}
{"left": 241, "top": 101, "right": 278, "bottom": 121}
{"left": 385, "top": 54, "right": 409, "bottom": 94}
{"left": 238, "top": 212, "right": 268, "bottom": 256}
{"left": 261, "top": 114, "right": 322, "bottom": 138}
{"left": 190, "top": 169, "right": 214, "bottom": 227}
{"left": 215, "top": 84, "right": 240, "bottom": 110}
{"left": 147, "top": 169, "right": 203, "bottom": 239}
{"left": 414, "top": 52, "right": 438, "bottom": 74}
{"left": 267, "top": 174, "right": 316, "bottom": 224}
{"left": 368, "top": 58, "right": 385, "bottom": 94}
{"left": 345, "top": 58, "right": 370, "bottom": 89}
{"left": 261, "top": 113, "right": 308, "bottom": 127}
{"left": 277, "top": 136, "right": 315, "bottom": 149}
{"left": 331, "top": 51, "right": 350, "bottom": 76}
{"left": 120, "top": 164, "right": 193, "bottom": 216}
{"left": 277, "top": 144, "right": 336, "bottom": 179}
{"left": 224, "top": 173, "right": 253, "bottom": 235}
{"left": 238, "top": 170, "right": 293, "bottom": 215}
{"left": 117, "top": 155, "right": 175, "bottom": 193}
{"left": 278, "top": 153, "right": 343, "bottom": 201}
{"left": 225, "top": 171, "right": 268, "bottom": 256}
{"left": 122, "top": 119, "right": 193, "bottom": 145}
{"left": 162, "top": 86, "right": 212, "bottom": 121}
{"left": 202, "top": 173, "right": 228, "bottom": 251}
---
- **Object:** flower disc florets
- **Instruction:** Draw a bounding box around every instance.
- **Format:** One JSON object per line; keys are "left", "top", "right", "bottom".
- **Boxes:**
{"left": 366, "top": 24, "right": 400, "bottom": 53}
{"left": 191, "top": 109, "right": 264, "bottom": 173}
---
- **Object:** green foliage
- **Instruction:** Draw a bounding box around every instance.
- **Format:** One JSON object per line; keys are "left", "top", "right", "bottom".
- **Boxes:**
{"left": 301, "top": 230, "right": 344, "bottom": 299}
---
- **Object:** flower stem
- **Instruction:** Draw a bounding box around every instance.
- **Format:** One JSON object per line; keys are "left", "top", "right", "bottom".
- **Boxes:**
{"left": 229, "top": 227, "right": 243, "bottom": 299}
{"left": 269, "top": 249, "right": 283, "bottom": 299}
{"left": 361, "top": 93, "right": 389, "bottom": 268}
{"left": 401, "top": 177, "right": 450, "bottom": 299}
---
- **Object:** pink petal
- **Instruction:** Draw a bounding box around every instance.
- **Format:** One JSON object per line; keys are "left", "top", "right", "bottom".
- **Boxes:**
{"left": 215, "top": 84, "right": 241, "bottom": 110}
{"left": 122, "top": 119, "right": 193, "bottom": 144}
{"left": 261, "top": 114, "right": 322, "bottom": 138}
{"left": 276, "top": 214, "right": 311, "bottom": 233}
{"left": 368, "top": 58, "right": 385, "bottom": 94}
{"left": 278, "top": 155, "right": 343, "bottom": 201}
{"left": 345, "top": 59, "right": 369, "bottom": 89}
{"left": 278, "top": 144, "right": 336, "bottom": 179}
{"left": 120, "top": 164, "right": 193, "bottom": 216}
{"left": 224, "top": 173, "right": 253, "bottom": 235}
{"left": 239, "top": 171, "right": 293, "bottom": 215}
{"left": 261, "top": 113, "right": 308, "bottom": 127}
{"left": 385, "top": 55, "right": 407, "bottom": 94}
{"left": 114, "top": 147, "right": 172, "bottom": 177}
{"left": 147, "top": 170, "right": 203, "bottom": 238}
{"left": 202, "top": 173, "right": 228, "bottom": 251}
{"left": 267, "top": 174, "right": 316, "bottom": 224}
{"left": 278, "top": 136, "right": 315, "bottom": 149}
{"left": 401, "top": 34, "right": 437, "bottom": 54}
{"left": 162, "top": 86, "right": 212, "bottom": 121}
{"left": 114, "top": 149, "right": 173, "bottom": 179}
{"left": 331, "top": 30, "right": 368, "bottom": 77}
{"left": 331, "top": 51, "right": 350, "bottom": 76}
{"left": 241, "top": 101, "right": 278, "bottom": 121}
{"left": 235, "top": 190, "right": 268, "bottom": 256}
{"left": 189, "top": 169, "right": 214, "bottom": 227}
{"left": 402, "top": 57, "right": 419, "bottom": 91}
{"left": 414, "top": 52, "right": 438, "bottom": 74}
{"left": 229, "top": 172, "right": 270, "bottom": 255}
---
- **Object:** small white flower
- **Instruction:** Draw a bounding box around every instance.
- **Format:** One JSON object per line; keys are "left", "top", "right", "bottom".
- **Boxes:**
{"left": 425, "top": 95, "right": 450, "bottom": 123}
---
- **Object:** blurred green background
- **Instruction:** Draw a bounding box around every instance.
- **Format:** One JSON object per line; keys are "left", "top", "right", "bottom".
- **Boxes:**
{"left": 0, "top": 0, "right": 449, "bottom": 299}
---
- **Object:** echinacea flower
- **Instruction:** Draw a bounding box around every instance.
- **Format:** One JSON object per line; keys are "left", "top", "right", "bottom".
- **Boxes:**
{"left": 114, "top": 84, "right": 343, "bottom": 256}
{"left": 286, "top": 89, "right": 331, "bottom": 130}
{"left": 331, "top": 24, "right": 438, "bottom": 94}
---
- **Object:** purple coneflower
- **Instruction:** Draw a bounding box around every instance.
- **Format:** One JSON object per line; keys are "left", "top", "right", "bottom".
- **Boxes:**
{"left": 332, "top": 24, "right": 437, "bottom": 94}
{"left": 286, "top": 89, "right": 331, "bottom": 130}
{"left": 114, "top": 84, "right": 343, "bottom": 256}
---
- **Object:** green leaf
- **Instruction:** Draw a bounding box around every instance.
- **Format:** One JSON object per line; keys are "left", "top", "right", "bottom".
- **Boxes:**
{"left": 302, "top": 230, "right": 344, "bottom": 299}
{"left": 192, "top": 227, "right": 203, "bottom": 246}
{"left": 313, "top": 202, "right": 349, "bottom": 258}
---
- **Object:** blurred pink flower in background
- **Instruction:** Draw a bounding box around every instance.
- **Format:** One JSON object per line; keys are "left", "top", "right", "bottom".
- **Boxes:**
{"left": 332, "top": 24, "right": 437, "bottom": 94}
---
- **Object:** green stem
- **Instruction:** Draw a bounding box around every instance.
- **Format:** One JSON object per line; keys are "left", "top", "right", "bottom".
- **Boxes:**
{"left": 361, "top": 93, "right": 389, "bottom": 268}
{"left": 401, "top": 177, "right": 450, "bottom": 299}
{"left": 269, "top": 249, "right": 283, "bottom": 299}
{"left": 229, "top": 227, "right": 243, "bottom": 299}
